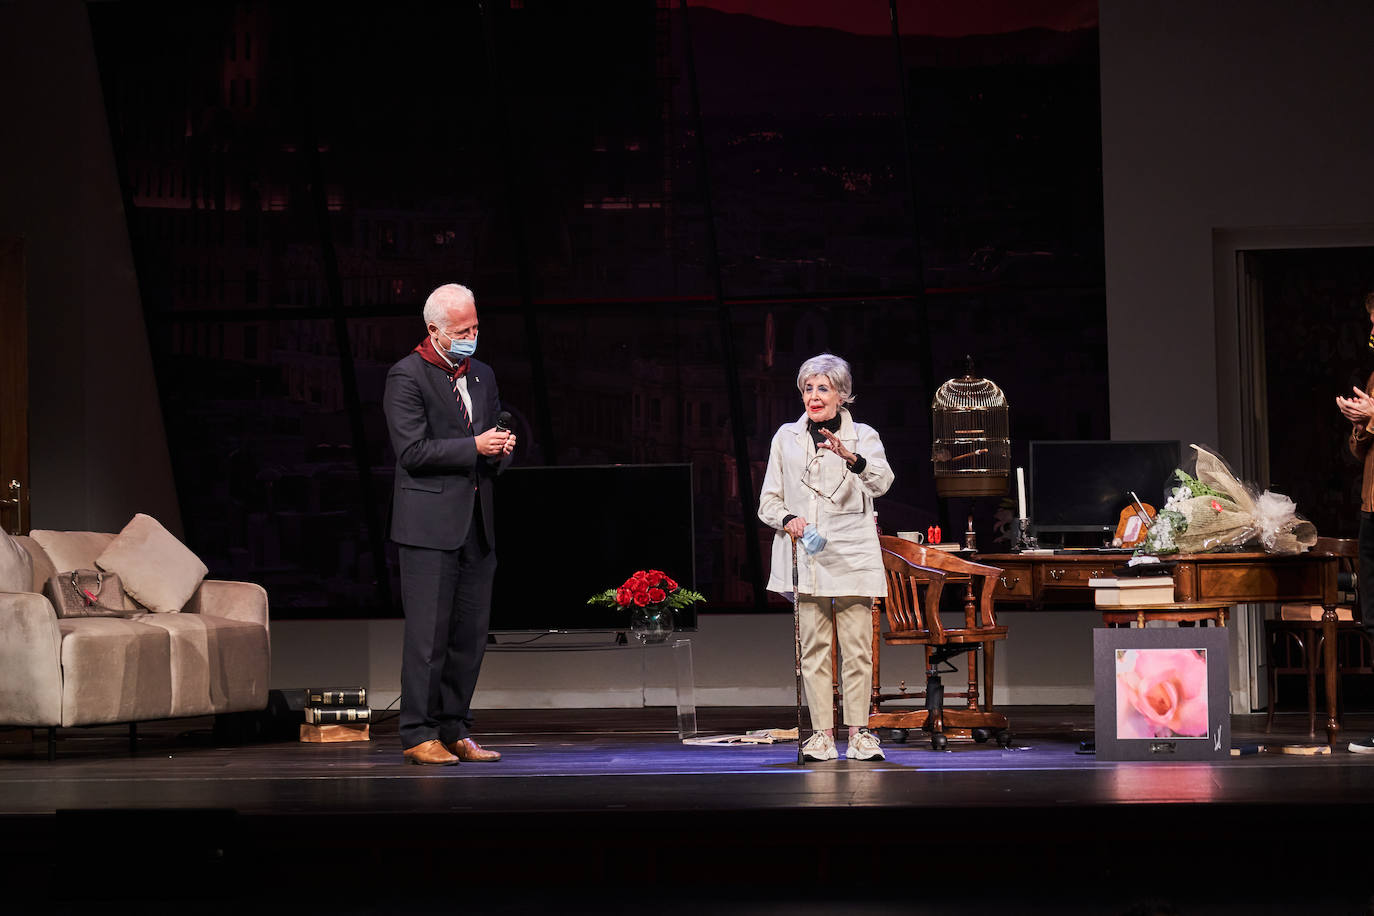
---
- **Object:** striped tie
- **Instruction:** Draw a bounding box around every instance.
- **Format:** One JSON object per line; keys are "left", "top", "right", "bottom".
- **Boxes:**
{"left": 452, "top": 375, "right": 473, "bottom": 433}
{"left": 453, "top": 372, "right": 479, "bottom": 494}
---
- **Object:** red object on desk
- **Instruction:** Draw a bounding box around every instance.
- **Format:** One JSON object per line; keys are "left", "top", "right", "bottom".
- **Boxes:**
{"left": 927, "top": 525, "right": 941, "bottom": 544}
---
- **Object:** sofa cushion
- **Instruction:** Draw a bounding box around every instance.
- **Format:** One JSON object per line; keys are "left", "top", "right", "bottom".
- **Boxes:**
{"left": 29, "top": 530, "right": 114, "bottom": 576}
{"left": 0, "top": 528, "right": 31, "bottom": 594}
{"left": 137, "top": 613, "right": 270, "bottom": 716}
{"left": 57, "top": 617, "right": 173, "bottom": 727}
{"left": 96, "top": 514, "right": 208, "bottom": 614}
{"left": 15, "top": 536, "right": 55, "bottom": 594}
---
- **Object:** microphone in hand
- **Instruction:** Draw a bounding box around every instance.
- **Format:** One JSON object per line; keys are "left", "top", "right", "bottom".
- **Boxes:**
{"left": 493, "top": 411, "right": 515, "bottom": 456}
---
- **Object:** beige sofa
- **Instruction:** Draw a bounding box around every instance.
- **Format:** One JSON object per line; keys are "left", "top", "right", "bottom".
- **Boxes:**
{"left": 0, "top": 531, "right": 270, "bottom": 757}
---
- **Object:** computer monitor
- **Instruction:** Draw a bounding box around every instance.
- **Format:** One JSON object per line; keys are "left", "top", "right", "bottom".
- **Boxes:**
{"left": 1028, "top": 440, "right": 1182, "bottom": 538}
{"left": 490, "top": 464, "right": 697, "bottom": 632}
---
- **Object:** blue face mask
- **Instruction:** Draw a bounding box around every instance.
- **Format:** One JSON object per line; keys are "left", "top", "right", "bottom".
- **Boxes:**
{"left": 801, "top": 524, "right": 827, "bottom": 555}
{"left": 444, "top": 332, "right": 477, "bottom": 360}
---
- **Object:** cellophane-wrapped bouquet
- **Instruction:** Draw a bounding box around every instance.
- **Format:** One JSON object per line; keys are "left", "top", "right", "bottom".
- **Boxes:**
{"left": 1139, "top": 444, "right": 1317, "bottom": 556}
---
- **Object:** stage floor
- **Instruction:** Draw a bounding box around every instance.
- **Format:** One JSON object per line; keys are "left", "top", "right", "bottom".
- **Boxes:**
{"left": 2, "top": 706, "right": 1372, "bottom": 914}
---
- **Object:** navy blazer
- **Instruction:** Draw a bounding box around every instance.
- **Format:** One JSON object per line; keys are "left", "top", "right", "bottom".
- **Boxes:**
{"left": 382, "top": 352, "right": 512, "bottom": 550}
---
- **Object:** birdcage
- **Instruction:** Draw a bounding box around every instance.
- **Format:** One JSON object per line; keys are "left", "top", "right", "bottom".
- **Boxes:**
{"left": 930, "top": 362, "right": 1010, "bottom": 498}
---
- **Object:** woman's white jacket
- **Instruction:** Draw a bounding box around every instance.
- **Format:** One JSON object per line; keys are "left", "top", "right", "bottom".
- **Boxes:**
{"left": 757, "top": 408, "right": 894, "bottom": 598}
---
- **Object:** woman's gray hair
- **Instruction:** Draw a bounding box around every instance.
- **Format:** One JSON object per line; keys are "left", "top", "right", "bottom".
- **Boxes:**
{"left": 796, "top": 353, "right": 855, "bottom": 404}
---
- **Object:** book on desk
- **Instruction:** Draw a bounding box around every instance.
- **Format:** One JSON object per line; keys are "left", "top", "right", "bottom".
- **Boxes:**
{"left": 1089, "top": 576, "right": 1176, "bottom": 607}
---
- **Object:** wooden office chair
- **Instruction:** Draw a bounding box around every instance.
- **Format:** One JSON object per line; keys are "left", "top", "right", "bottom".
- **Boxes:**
{"left": 868, "top": 536, "right": 1011, "bottom": 749}
{"left": 1264, "top": 537, "right": 1374, "bottom": 736}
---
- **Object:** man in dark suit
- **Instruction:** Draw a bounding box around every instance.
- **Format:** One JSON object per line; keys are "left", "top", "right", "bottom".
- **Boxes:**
{"left": 383, "top": 283, "right": 515, "bottom": 765}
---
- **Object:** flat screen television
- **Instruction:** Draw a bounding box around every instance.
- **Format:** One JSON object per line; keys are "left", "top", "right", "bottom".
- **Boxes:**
{"left": 490, "top": 464, "right": 697, "bottom": 632}
{"left": 1029, "top": 440, "right": 1182, "bottom": 538}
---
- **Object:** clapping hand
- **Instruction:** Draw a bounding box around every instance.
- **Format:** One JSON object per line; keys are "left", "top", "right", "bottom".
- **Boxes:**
{"left": 1337, "top": 386, "right": 1374, "bottom": 424}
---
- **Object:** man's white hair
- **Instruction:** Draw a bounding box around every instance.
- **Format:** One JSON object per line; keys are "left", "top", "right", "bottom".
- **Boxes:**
{"left": 423, "top": 283, "right": 475, "bottom": 327}
{"left": 796, "top": 353, "right": 855, "bottom": 404}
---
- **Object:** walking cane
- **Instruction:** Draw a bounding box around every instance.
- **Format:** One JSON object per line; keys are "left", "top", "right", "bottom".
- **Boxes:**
{"left": 792, "top": 535, "right": 804, "bottom": 765}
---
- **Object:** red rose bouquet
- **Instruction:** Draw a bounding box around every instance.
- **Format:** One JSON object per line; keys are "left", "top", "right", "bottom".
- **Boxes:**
{"left": 588, "top": 570, "right": 705, "bottom": 642}
{"left": 588, "top": 569, "right": 704, "bottom": 613}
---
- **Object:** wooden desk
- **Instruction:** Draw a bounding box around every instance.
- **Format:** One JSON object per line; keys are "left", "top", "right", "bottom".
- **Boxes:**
{"left": 979, "top": 550, "right": 1344, "bottom": 746}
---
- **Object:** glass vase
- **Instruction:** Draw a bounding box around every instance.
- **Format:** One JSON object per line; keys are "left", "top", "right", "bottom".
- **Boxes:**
{"left": 630, "top": 603, "right": 675, "bottom": 644}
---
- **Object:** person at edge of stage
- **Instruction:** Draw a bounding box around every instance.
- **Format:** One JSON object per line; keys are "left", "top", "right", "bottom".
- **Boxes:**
{"left": 757, "top": 352, "right": 895, "bottom": 762}
{"left": 1337, "top": 290, "right": 1374, "bottom": 754}
{"left": 382, "top": 282, "right": 516, "bottom": 766}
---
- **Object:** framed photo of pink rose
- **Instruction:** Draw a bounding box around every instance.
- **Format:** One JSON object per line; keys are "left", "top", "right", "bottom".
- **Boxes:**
{"left": 1092, "top": 627, "right": 1230, "bottom": 760}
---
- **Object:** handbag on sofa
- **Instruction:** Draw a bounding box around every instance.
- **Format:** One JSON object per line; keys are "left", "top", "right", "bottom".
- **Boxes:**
{"left": 46, "top": 569, "right": 137, "bottom": 618}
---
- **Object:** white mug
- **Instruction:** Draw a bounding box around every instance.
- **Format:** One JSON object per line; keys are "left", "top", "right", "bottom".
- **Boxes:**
{"left": 896, "top": 530, "right": 926, "bottom": 544}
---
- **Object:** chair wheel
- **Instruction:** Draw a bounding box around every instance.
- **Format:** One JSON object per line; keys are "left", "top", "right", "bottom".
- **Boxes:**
{"left": 971, "top": 728, "right": 990, "bottom": 743}
{"left": 996, "top": 731, "right": 1013, "bottom": 748}
{"left": 889, "top": 728, "right": 908, "bottom": 744}
{"left": 931, "top": 733, "right": 948, "bottom": 750}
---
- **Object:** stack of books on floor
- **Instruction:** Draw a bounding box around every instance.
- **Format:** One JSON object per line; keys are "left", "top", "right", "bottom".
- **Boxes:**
{"left": 1089, "top": 575, "right": 1176, "bottom": 606}
{"left": 300, "top": 687, "right": 371, "bottom": 743}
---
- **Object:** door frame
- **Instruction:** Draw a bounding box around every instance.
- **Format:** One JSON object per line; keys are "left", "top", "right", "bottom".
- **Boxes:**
{"left": 1212, "top": 222, "right": 1374, "bottom": 713}
{"left": 0, "top": 236, "right": 27, "bottom": 535}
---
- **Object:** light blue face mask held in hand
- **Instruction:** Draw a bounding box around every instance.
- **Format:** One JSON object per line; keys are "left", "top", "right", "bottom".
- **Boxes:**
{"left": 801, "top": 524, "right": 827, "bottom": 555}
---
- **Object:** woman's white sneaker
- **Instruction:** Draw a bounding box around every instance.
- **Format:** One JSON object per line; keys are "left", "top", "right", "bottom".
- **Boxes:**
{"left": 801, "top": 731, "right": 838, "bottom": 761}
{"left": 846, "top": 728, "right": 885, "bottom": 761}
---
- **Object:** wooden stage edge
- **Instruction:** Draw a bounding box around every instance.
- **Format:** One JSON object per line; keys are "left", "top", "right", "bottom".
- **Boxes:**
{"left": 1, "top": 707, "right": 1372, "bottom": 912}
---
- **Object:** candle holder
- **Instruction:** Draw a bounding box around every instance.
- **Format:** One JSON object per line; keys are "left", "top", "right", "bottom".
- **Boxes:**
{"left": 1013, "top": 518, "right": 1039, "bottom": 552}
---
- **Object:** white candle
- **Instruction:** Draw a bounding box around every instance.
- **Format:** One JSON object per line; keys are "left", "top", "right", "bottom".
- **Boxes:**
{"left": 1016, "top": 467, "right": 1027, "bottom": 520}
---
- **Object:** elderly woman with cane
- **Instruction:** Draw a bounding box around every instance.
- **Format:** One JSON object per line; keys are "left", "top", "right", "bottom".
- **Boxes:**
{"left": 758, "top": 353, "right": 894, "bottom": 761}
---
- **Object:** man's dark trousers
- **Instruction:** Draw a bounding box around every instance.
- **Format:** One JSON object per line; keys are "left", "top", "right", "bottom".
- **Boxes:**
{"left": 397, "top": 503, "right": 496, "bottom": 750}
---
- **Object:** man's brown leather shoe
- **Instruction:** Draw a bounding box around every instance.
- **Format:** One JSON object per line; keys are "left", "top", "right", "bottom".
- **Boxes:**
{"left": 403, "top": 739, "right": 460, "bottom": 766}
{"left": 447, "top": 737, "right": 501, "bottom": 762}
